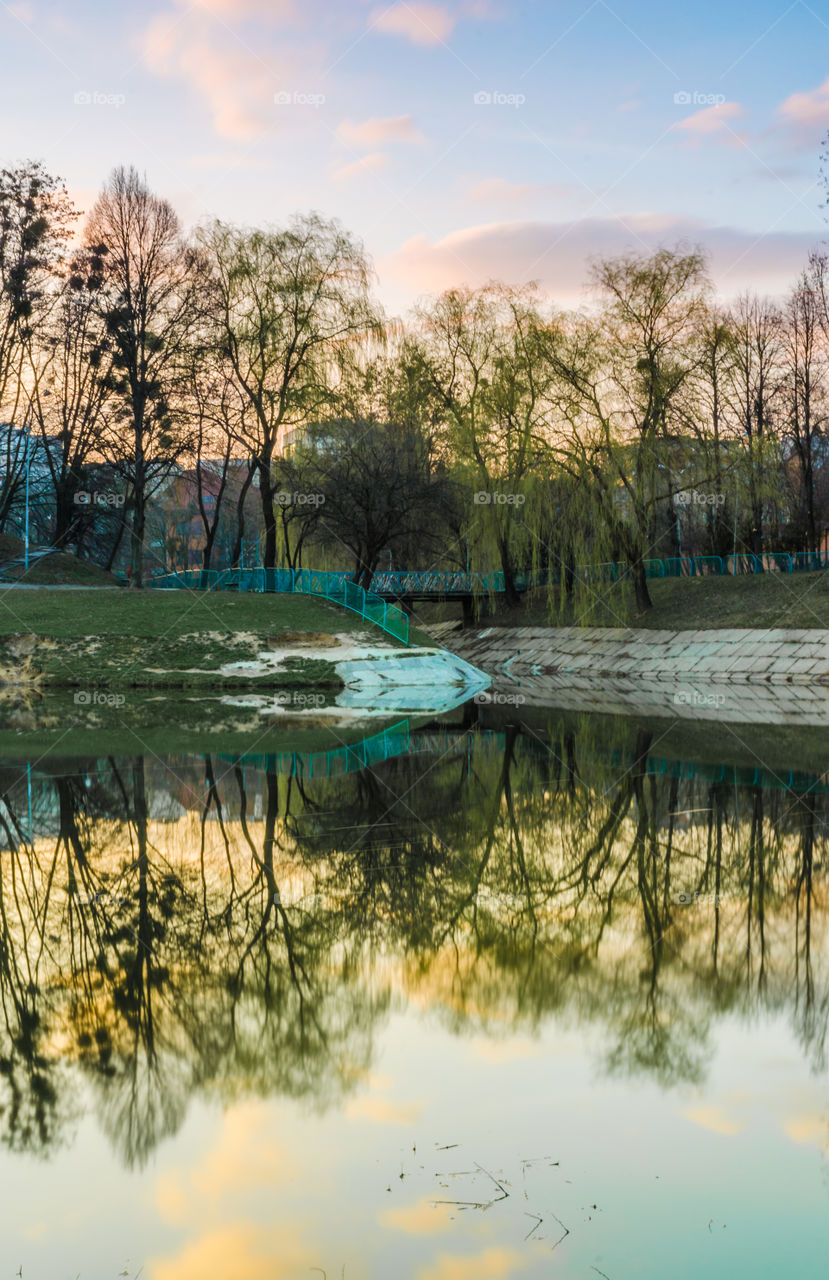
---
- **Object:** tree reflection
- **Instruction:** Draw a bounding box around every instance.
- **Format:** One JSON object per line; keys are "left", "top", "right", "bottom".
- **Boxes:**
{"left": 0, "top": 713, "right": 826, "bottom": 1164}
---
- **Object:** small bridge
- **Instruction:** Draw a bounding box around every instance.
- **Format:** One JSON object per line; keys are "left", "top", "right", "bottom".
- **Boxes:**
{"left": 147, "top": 567, "right": 530, "bottom": 634}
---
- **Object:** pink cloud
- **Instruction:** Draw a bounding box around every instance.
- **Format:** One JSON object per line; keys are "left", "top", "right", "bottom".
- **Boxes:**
{"left": 674, "top": 101, "right": 746, "bottom": 136}
{"left": 464, "top": 177, "right": 573, "bottom": 204}
{"left": 778, "top": 76, "right": 829, "bottom": 149}
{"left": 370, "top": 2, "right": 455, "bottom": 46}
{"left": 143, "top": 2, "right": 318, "bottom": 141}
{"left": 145, "top": 20, "right": 278, "bottom": 140}
{"left": 336, "top": 114, "right": 425, "bottom": 147}
{"left": 333, "top": 152, "right": 389, "bottom": 181}
{"left": 381, "top": 215, "right": 822, "bottom": 309}
{"left": 177, "top": 0, "right": 297, "bottom": 15}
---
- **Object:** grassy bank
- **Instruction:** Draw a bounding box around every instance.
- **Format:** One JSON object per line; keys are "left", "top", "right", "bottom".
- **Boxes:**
{"left": 452, "top": 570, "right": 829, "bottom": 632}
{"left": 0, "top": 534, "right": 118, "bottom": 586}
{"left": 0, "top": 589, "right": 395, "bottom": 691}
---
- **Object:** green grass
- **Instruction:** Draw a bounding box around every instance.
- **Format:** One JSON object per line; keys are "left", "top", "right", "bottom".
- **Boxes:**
{"left": 0, "top": 590, "right": 398, "bottom": 690}
{"left": 0, "top": 586, "right": 377, "bottom": 638}
{"left": 472, "top": 570, "right": 829, "bottom": 632}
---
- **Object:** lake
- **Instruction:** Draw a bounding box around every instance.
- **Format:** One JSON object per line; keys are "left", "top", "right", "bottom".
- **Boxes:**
{"left": 0, "top": 701, "right": 826, "bottom": 1279}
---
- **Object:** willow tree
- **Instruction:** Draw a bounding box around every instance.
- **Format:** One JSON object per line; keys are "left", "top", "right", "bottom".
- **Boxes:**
{"left": 545, "top": 246, "right": 710, "bottom": 614}
{"left": 683, "top": 305, "right": 741, "bottom": 558}
{"left": 414, "top": 285, "right": 552, "bottom": 607}
{"left": 199, "top": 214, "right": 379, "bottom": 574}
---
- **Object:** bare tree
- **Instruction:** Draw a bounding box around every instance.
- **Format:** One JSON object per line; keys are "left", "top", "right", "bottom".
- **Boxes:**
{"left": 0, "top": 161, "right": 76, "bottom": 530}
{"left": 293, "top": 418, "right": 456, "bottom": 587}
{"left": 26, "top": 245, "right": 115, "bottom": 549}
{"left": 84, "top": 167, "right": 200, "bottom": 585}
{"left": 723, "top": 293, "right": 785, "bottom": 557}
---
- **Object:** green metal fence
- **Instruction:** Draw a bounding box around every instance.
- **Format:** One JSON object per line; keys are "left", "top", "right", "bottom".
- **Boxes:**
{"left": 292, "top": 569, "right": 409, "bottom": 645}
{"left": 146, "top": 566, "right": 410, "bottom": 645}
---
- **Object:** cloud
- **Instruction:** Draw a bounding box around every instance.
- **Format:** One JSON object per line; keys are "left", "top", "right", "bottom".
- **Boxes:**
{"left": 173, "top": 0, "right": 297, "bottom": 15}
{"left": 464, "top": 177, "right": 573, "bottom": 204}
{"left": 371, "top": 2, "right": 455, "bottom": 45}
{"left": 344, "top": 1094, "right": 422, "bottom": 1123}
{"left": 5, "top": 2, "right": 35, "bottom": 21}
{"left": 142, "top": 1, "right": 314, "bottom": 141}
{"left": 337, "top": 114, "right": 425, "bottom": 147}
{"left": 156, "top": 1104, "right": 293, "bottom": 1228}
{"left": 149, "top": 1224, "right": 309, "bottom": 1280}
{"left": 150, "top": 1105, "right": 310, "bottom": 1280}
{"left": 674, "top": 101, "right": 746, "bottom": 137}
{"left": 683, "top": 1104, "right": 742, "bottom": 1136}
{"left": 416, "top": 1248, "right": 527, "bottom": 1280}
{"left": 333, "top": 152, "right": 389, "bottom": 181}
{"left": 380, "top": 1197, "right": 454, "bottom": 1235}
{"left": 778, "top": 76, "right": 829, "bottom": 149}
{"left": 784, "top": 1113, "right": 829, "bottom": 1154}
{"left": 382, "top": 213, "right": 822, "bottom": 307}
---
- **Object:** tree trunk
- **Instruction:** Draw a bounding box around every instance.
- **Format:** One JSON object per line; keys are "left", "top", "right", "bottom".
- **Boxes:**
{"left": 130, "top": 425, "right": 145, "bottom": 588}
{"left": 260, "top": 462, "right": 277, "bottom": 569}
{"left": 632, "top": 558, "right": 653, "bottom": 612}
{"left": 805, "top": 458, "right": 817, "bottom": 552}
{"left": 230, "top": 461, "right": 256, "bottom": 568}
{"left": 52, "top": 478, "right": 79, "bottom": 549}
{"left": 497, "top": 534, "right": 521, "bottom": 607}
{"left": 104, "top": 509, "right": 127, "bottom": 572}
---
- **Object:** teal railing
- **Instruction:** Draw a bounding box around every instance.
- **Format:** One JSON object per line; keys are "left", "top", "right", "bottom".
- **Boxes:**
{"left": 217, "top": 723, "right": 829, "bottom": 796}
{"left": 144, "top": 547, "right": 829, "bottom": 618}
{"left": 218, "top": 719, "right": 412, "bottom": 779}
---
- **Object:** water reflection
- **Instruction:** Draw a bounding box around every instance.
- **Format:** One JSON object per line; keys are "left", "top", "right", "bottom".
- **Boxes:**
{"left": 0, "top": 709, "right": 826, "bottom": 1179}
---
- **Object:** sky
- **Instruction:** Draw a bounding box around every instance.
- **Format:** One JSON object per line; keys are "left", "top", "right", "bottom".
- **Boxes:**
{"left": 2, "top": 0, "right": 829, "bottom": 316}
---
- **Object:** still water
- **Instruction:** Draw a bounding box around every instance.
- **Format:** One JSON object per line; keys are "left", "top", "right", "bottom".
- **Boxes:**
{"left": 0, "top": 705, "right": 827, "bottom": 1279}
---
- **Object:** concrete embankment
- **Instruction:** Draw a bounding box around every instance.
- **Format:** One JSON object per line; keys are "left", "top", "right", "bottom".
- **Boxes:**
{"left": 222, "top": 640, "right": 491, "bottom": 721}
{"left": 439, "top": 625, "right": 829, "bottom": 725}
